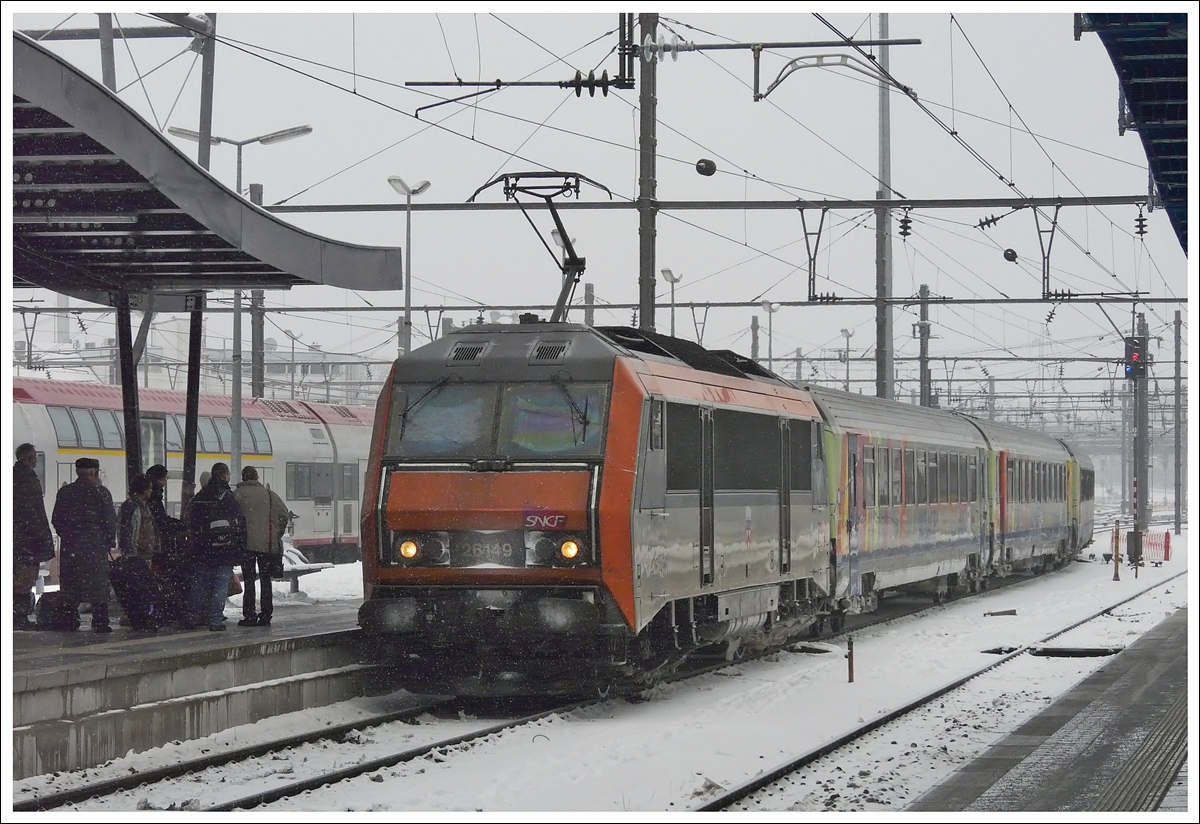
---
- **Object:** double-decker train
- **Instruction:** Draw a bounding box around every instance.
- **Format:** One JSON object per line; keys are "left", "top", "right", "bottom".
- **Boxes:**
{"left": 12, "top": 377, "right": 374, "bottom": 564}
{"left": 357, "top": 321, "right": 1096, "bottom": 695}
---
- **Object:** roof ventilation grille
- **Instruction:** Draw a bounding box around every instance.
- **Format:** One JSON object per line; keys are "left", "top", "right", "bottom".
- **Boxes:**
{"left": 531, "top": 342, "right": 569, "bottom": 363}
{"left": 449, "top": 343, "right": 487, "bottom": 363}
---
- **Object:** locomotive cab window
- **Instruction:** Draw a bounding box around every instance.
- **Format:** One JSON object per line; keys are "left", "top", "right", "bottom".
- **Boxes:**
{"left": 789, "top": 419, "right": 812, "bottom": 492}
{"left": 387, "top": 382, "right": 498, "bottom": 458}
{"left": 497, "top": 382, "right": 608, "bottom": 458}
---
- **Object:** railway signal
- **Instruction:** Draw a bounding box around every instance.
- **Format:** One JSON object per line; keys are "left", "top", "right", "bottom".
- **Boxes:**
{"left": 1124, "top": 336, "right": 1148, "bottom": 379}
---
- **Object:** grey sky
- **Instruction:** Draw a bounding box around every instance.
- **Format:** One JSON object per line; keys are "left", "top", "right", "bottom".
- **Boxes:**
{"left": 5, "top": 9, "right": 1192, "bottom": 397}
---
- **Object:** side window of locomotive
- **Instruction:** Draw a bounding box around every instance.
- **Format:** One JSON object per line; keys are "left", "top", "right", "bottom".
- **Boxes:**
{"left": 789, "top": 419, "right": 812, "bottom": 492}
{"left": 388, "top": 383, "right": 498, "bottom": 458}
{"left": 713, "top": 409, "right": 779, "bottom": 490}
{"left": 48, "top": 406, "right": 80, "bottom": 448}
{"left": 862, "top": 445, "right": 875, "bottom": 509}
{"left": 665, "top": 402, "right": 701, "bottom": 491}
{"left": 69, "top": 408, "right": 102, "bottom": 449}
{"left": 497, "top": 382, "right": 608, "bottom": 457}
{"left": 650, "top": 400, "right": 664, "bottom": 451}
{"left": 93, "top": 410, "right": 124, "bottom": 449}
{"left": 248, "top": 419, "right": 272, "bottom": 454}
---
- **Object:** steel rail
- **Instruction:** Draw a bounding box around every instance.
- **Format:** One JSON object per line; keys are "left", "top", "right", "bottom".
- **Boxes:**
{"left": 693, "top": 572, "right": 1186, "bottom": 811}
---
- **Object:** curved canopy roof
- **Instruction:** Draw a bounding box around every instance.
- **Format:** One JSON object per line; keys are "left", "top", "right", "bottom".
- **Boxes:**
{"left": 12, "top": 32, "right": 404, "bottom": 310}
{"left": 1078, "top": 13, "right": 1188, "bottom": 254}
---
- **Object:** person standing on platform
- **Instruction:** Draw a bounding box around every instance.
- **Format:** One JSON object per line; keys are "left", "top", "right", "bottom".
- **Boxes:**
{"left": 118, "top": 474, "right": 159, "bottom": 561}
{"left": 187, "top": 463, "right": 246, "bottom": 631}
{"left": 145, "top": 464, "right": 189, "bottom": 622}
{"left": 51, "top": 457, "right": 117, "bottom": 633}
{"left": 14, "top": 443, "right": 55, "bottom": 630}
{"left": 233, "top": 465, "right": 290, "bottom": 627}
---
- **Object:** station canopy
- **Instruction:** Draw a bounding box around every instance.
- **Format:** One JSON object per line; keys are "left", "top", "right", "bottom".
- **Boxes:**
{"left": 12, "top": 32, "right": 404, "bottom": 311}
{"left": 1078, "top": 13, "right": 1188, "bottom": 254}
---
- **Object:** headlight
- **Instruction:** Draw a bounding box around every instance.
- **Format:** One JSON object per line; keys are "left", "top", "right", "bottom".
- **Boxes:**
{"left": 524, "top": 531, "right": 590, "bottom": 567}
{"left": 388, "top": 532, "right": 450, "bottom": 566}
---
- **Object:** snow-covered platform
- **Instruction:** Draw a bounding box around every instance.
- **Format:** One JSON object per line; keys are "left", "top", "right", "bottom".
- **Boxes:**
{"left": 910, "top": 607, "right": 1188, "bottom": 812}
{"left": 10, "top": 599, "right": 370, "bottom": 781}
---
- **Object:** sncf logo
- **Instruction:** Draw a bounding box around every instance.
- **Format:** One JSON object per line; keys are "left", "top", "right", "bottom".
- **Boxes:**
{"left": 524, "top": 509, "right": 568, "bottom": 529}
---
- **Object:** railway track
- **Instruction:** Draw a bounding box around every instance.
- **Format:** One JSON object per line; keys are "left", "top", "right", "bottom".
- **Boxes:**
{"left": 693, "top": 571, "right": 1187, "bottom": 812}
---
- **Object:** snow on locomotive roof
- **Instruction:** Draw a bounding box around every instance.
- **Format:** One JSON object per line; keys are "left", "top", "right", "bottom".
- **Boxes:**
{"left": 12, "top": 377, "right": 375, "bottom": 425}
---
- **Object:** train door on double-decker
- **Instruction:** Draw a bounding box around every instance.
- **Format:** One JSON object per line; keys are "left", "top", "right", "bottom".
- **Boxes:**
{"left": 846, "top": 433, "right": 861, "bottom": 598}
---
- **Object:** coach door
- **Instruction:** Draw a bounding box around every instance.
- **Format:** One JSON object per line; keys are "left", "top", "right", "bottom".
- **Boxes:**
{"left": 846, "top": 434, "right": 861, "bottom": 597}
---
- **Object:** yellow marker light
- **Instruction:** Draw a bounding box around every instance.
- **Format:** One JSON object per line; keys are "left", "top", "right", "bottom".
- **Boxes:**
{"left": 559, "top": 540, "right": 580, "bottom": 560}
{"left": 399, "top": 540, "right": 419, "bottom": 559}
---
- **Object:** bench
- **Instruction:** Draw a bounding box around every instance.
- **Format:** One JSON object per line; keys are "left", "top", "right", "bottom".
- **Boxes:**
{"left": 279, "top": 562, "right": 333, "bottom": 594}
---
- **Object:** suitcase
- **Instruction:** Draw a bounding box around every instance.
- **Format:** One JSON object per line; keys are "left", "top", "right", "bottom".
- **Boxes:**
{"left": 109, "top": 555, "right": 169, "bottom": 631}
{"left": 36, "top": 591, "right": 81, "bottom": 631}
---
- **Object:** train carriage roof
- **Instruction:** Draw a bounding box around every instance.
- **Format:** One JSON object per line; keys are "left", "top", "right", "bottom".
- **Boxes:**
{"left": 12, "top": 377, "right": 374, "bottom": 425}
{"left": 805, "top": 385, "right": 986, "bottom": 451}
{"left": 960, "top": 415, "right": 1079, "bottom": 461}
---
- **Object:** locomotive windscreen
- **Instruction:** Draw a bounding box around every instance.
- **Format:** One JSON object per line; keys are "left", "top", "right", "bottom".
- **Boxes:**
{"left": 386, "top": 380, "right": 609, "bottom": 459}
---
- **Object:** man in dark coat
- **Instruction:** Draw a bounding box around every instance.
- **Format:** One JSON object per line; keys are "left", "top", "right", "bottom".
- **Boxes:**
{"left": 145, "top": 464, "right": 190, "bottom": 622}
{"left": 14, "top": 443, "right": 56, "bottom": 630}
{"left": 187, "top": 463, "right": 247, "bottom": 631}
{"left": 51, "top": 457, "right": 117, "bottom": 633}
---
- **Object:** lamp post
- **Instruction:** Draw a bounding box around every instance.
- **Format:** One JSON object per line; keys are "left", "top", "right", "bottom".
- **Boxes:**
{"left": 168, "top": 124, "right": 313, "bottom": 197}
{"left": 761, "top": 300, "right": 779, "bottom": 372}
{"left": 387, "top": 176, "right": 431, "bottom": 356}
{"left": 168, "top": 123, "right": 311, "bottom": 470}
{"left": 661, "top": 268, "right": 683, "bottom": 337}
{"left": 841, "top": 328, "right": 855, "bottom": 391}
{"left": 285, "top": 330, "right": 300, "bottom": 399}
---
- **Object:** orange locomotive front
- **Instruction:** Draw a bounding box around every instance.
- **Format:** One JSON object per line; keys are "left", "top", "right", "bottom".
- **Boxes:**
{"left": 358, "top": 321, "right": 647, "bottom": 694}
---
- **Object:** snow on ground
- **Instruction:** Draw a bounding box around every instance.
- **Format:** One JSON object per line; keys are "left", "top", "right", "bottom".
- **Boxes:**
{"left": 12, "top": 526, "right": 1194, "bottom": 815}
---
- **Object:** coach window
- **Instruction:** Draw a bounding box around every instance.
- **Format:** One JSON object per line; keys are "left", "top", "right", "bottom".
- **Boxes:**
{"left": 340, "top": 463, "right": 359, "bottom": 500}
{"left": 165, "top": 415, "right": 183, "bottom": 452}
{"left": 892, "top": 448, "right": 902, "bottom": 507}
{"left": 863, "top": 445, "right": 876, "bottom": 509}
{"left": 93, "top": 409, "right": 124, "bottom": 449}
{"left": 214, "top": 417, "right": 234, "bottom": 453}
{"left": 968, "top": 456, "right": 978, "bottom": 502}
{"left": 70, "top": 408, "right": 103, "bottom": 449}
{"left": 666, "top": 403, "right": 701, "bottom": 491}
{"left": 915, "top": 451, "right": 927, "bottom": 505}
{"left": 904, "top": 449, "right": 916, "bottom": 505}
{"left": 926, "top": 451, "right": 937, "bottom": 505}
{"left": 879, "top": 446, "right": 890, "bottom": 507}
{"left": 287, "top": 462, "right": 312, "bottom": 500}
{"left": 238, "top": 419, "right": 255, "bottom": 454}
{"left": 939, "top": 451, "right": 950, "bottom": 504}
{"left": 713, "top": 409, "right": 778, "bottom": 490}
{"left": 197, "top": 416, "right": 219, "bottom": 454}
{"left": 48, "top": 406, "right": 79, "bottom": 448}
{"left": 248, "top": 419, "right": 272, "bottom": 455}
{"left": 949, "top": 453, "right": 960, "bottom": 503}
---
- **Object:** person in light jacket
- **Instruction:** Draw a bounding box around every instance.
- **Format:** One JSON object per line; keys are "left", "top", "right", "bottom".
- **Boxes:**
{"left": 118, "top": 474, "right": 159, "bottom": 562}
{"left": 232, "top": 465, "right": 290, "bottom": 627}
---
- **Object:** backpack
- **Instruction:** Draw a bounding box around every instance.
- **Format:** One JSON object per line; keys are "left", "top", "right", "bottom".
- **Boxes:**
{"left": 198, "top": 490, "right": 238, "bottom": 551}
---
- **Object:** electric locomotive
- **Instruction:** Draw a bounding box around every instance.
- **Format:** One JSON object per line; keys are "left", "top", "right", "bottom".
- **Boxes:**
{"left": 358, "top": 320, "right": 1093, "bottom": 695}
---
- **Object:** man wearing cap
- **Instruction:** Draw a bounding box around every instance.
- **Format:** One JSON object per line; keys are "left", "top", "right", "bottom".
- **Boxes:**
{"left": 51, "top": 458, "right": 117, "bottom": 633}
{"left": 14, "top": 443, "right": 55, "bottom": 630}
{"left": 187, "top": 463, "right": 246, "bottom": 631}
{"left": 233, "top": 465, "right": 290, "bottom": 627}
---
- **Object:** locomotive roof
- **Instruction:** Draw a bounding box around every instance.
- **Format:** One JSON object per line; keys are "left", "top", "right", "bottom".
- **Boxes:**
{"left": 12, "top": 377, "right": 375, "bottom": 426}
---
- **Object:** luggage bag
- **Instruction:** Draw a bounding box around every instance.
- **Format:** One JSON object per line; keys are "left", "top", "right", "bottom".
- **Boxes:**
{"left": 36, "top": 591, "right": 81, "bottom": 631}
{"left": 109, "top": 555, "right": 169, "bottom": 631}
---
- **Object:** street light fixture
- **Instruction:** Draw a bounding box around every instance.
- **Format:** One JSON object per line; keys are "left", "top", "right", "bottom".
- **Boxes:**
{"left": 388, "top": 175, "right": 431, "bottom": 356}
{"left": 167, "top": 124, "right": 313, "bottom": 196}
{"left": 841, "top": 328, "right": 855, "bottom": 392}
{"left": 661, "top": 268, "right": 683, "bottom": 337}
{"left": 761, "top": 299, "right": 779, "bottom": 372}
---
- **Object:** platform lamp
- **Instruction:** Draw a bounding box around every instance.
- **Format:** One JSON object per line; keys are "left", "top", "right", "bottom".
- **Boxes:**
{"left": 661, "top": 269, "right": 683, "bottom": 337}
{"left": 168, "top": 123, "right": 311, "bottom": 475}
{"left": 761, "top": 300, "right": 780, "bottom": 372}
{"left": 841, "top": 328, "right": 855, "bottom": 392}
{"left": 387, "top": 176, "right": 431, "bottom": 356}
